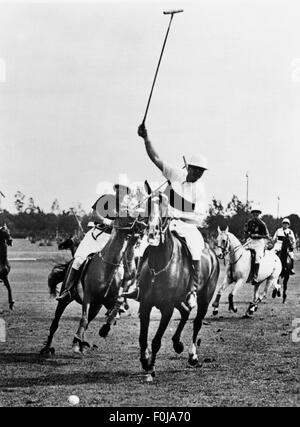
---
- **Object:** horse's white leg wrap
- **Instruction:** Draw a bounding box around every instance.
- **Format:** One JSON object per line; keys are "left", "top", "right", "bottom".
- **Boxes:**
{"left": 188, "top": 343, "right": 197, "bottom": 360}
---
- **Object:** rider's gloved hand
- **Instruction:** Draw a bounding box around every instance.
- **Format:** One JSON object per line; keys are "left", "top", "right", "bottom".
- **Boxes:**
{"left": 138, "top": 123, "right": 148, "bottom": 140}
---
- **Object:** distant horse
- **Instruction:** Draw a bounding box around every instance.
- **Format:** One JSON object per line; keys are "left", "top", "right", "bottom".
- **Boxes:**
{"left": 40, "top": 215, "right": 144, "bottom": 355}
{"left": 137, "top": 194, "right": 220, "bottom": 380}
{"left": 213, "top": 228, "right": 282, "bottom": 317}
{"left": 273, "top": 232, "right": 293, "bottom": 303}
{"left": 0, "top": 226, "right": 14, "bottom": 310}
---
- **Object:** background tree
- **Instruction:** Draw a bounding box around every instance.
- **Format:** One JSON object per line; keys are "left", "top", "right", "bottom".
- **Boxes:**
{"left": 14, "top": 191, "right": 25, "bottom": 213}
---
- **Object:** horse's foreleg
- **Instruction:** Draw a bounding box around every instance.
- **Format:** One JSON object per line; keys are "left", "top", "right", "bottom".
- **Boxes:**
{"left": 172, "top": 305, "right": 190, "bottom": 354}
{"left": 282, "top": 276, "right": 289, "bottom": 303}
{"left": 228, "top": 278, "right": 244, "bottom": 313}
{"left": 3, "top": 277, "right": 14, "bottom": 310}
{"left": 40, "top": 300, "right": 69, "bottom": 355}
{"left": 139, "top": 303, "right": 152, "bottom": 373}
{"left": 212, "top": 277, "right": 230, "bottom": 315}
{"left": 73, "top": 300, "right": 90, "bottom": 354}
{"left": 244, "top": 284, "right": 260, "bottom": 317}
{"left": 150, "top": 306, "right": 174, "bottom": 376}
{"left": 189, "top": 293, "right": 209, "bottom": 366}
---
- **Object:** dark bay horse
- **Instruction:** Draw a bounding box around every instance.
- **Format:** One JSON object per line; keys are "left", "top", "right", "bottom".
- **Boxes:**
{"left": 0, "top": 226, "right": 14, "bottom": 310}
{"left": 40, "top": 216, "right": 144, "bottom": 355}
{"left": 273, "top": 233, "right": 293, "bottom": 303}
{"left": 138, "top": 195, "right": 220, "bottom": 380}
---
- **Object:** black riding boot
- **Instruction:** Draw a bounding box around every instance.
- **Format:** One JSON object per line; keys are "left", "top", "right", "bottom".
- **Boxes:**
{"left": 252, "top": 263, "right": 260, "bottom": 284}
{"left": 290, "top": 258, "right": 295, "bottom": 275}
{"left": 184, "top": 260, "right": 201, "bottom": 310}
{"left": 56, "top": 268, "right": 81, "bottom": 302}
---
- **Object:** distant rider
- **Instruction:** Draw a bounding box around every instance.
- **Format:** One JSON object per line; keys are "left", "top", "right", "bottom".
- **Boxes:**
{"left": 273, "top": 218, "right": 296, "bottom": 275}
{"left": 244, "top": 205, "right": 269, "bottom": 283}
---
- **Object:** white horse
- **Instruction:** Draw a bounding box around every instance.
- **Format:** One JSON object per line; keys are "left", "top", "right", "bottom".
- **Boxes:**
{"left": 212, "top": 227, "right": 282, "bottom": 317}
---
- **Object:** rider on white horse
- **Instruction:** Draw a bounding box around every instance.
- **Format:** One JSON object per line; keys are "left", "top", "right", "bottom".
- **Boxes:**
{"left": 273, "top": 218, "right": 296, "bottom": 275}
{"left": 57, "top": 184, "right": 131, "bottom": 302}
{"left": 125, "top": 123, "right": 207, "bottom": 310}
{"left": 244, "top": 205, "right": 269, "bottom": 284}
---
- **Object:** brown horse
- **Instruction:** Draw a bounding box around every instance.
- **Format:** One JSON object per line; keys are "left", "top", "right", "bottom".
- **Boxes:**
{"left": 40, "top": 215, "right": 144, "bottom": 355}
{"left": 137, "top": 195, "right": 220, "bottom": 380}
{"left": 0, "top": 226, "right": 14, "bottom": 310}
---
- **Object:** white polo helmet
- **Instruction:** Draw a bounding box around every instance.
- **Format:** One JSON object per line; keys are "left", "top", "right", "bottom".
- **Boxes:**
{"left": 282, "top": 218, "right": 290, "bottom": 225}
{"left": 187, "top": 153, "right": 208, "bottom": 170}
{"left": 251, "top": 204, "right": 262, "bottom": 214}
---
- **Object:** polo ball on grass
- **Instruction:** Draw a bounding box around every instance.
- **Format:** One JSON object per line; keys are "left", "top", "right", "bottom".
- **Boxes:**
{"left": 68, "top": 395, "right": 80, "bottom": 405}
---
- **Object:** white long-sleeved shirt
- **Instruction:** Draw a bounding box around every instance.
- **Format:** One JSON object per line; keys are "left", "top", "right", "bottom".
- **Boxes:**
{"left": 162, "top": 162, "right": 207, "bottom": 226}
{"left": 273, "top": 227, "right": 296, "bottom": 250}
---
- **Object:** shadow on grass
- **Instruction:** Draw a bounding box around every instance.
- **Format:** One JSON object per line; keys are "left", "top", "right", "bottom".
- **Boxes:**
{"left": 0, "top": 352, "right": 77, "bottom": 366}
{"left": 0, "top": 368, "right": 137, "bottom": 388}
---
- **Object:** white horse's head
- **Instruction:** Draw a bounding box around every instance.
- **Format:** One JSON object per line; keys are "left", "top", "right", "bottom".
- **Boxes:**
{"left": 215, "top": 226, "right": 230, "bottom": 259}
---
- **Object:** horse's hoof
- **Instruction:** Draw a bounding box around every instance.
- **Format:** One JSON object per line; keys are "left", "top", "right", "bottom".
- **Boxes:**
{"left": 99, "top": 324, "right": 111, "bottom": 338}
{"left": 40, "top": 347, "right": 52, "bottom": 356}
{"left": 173, "top": 341, "right": 184, "bottom": 354}
{"left": 197, "top": 338, "right": 202, "bottom": 347}
{"left": 80, "top": 342, "right": 90, "bottom": 355}
{"left": 9, "top": 301, "right": 15, "bottom": 311}
{"left": 212, "top": 309, "right": 218, "bottom": 316}
{"left": 72, "top": 343, "right": 81, "bottom": 354}
{"left": 144, "top": 374, "right": 154, "bottom": 383}
{"left": 188, "top": 355, "right": 199, "bottom": 366}
{"left": 242, "top": 313, "right": 251, "bottom": 319}
{"left": 277, "top": 290, "right": 281, "bottom": 298}
{"left": 272, "top": 289, "right": 277, "bottom": 299}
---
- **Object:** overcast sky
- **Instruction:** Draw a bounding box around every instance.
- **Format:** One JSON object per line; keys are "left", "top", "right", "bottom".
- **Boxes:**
{"left": 0, "top": 0, "right": 299, "bottom": 217}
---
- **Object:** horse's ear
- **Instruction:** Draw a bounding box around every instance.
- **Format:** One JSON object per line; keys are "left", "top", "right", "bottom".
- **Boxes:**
{"left": 225, "top": 226, "right": 229, "bottom": 233}
{"left": 217, "top": 226, "right": 221, "bottom": 234}
{"left": 144, "top": 180, "right": 152, "bottom": 195}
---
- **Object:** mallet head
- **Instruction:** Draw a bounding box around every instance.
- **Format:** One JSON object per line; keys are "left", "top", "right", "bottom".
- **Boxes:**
{"left": 163, "top": 9, "right": 184, "bottom": 15}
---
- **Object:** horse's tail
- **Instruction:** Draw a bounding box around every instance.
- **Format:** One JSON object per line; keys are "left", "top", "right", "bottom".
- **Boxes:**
{"left": 48, "top": 262, "right": 70, "bottom": 297}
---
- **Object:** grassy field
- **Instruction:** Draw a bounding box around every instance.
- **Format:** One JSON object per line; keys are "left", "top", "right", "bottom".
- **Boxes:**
{"left": 0, "top": 239, "right": 299, "bottom": 407}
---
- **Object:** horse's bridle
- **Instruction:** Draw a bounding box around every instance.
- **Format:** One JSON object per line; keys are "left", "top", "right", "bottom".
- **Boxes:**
{"left": 216, "top": 234, "right": 243, "bottom": 263}
{"left": 216, "top": 234, "right": 230, "bottom": 259}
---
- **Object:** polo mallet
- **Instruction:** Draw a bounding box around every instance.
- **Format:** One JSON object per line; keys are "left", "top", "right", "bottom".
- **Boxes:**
{"left": 141, "top": 9, "right": 184, "bottom": 125}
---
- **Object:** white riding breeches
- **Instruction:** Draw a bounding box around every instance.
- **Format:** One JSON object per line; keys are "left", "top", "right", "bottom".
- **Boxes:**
{"left": 170, "top": 220, "right": 204, "bottom": 261}
{"left": 72, "top": 228, "right": 111, "bottom": 270}
{"left": 245, "top": 238, "right": 266, "bottom": 263}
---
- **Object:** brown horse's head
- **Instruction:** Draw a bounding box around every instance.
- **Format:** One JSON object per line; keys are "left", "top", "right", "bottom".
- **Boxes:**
{"left": 147, "top": 193, "right": 170, "bottom": 246}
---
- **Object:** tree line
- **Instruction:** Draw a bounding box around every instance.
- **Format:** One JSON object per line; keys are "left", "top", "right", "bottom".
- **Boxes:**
{"left": 0, "top": 192, "right": 299, "bottom": 245}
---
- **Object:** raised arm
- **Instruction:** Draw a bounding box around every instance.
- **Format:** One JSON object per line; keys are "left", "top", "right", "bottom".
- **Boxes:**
{"left": 138, "top": 123, "right": 164, "bottom": 172}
